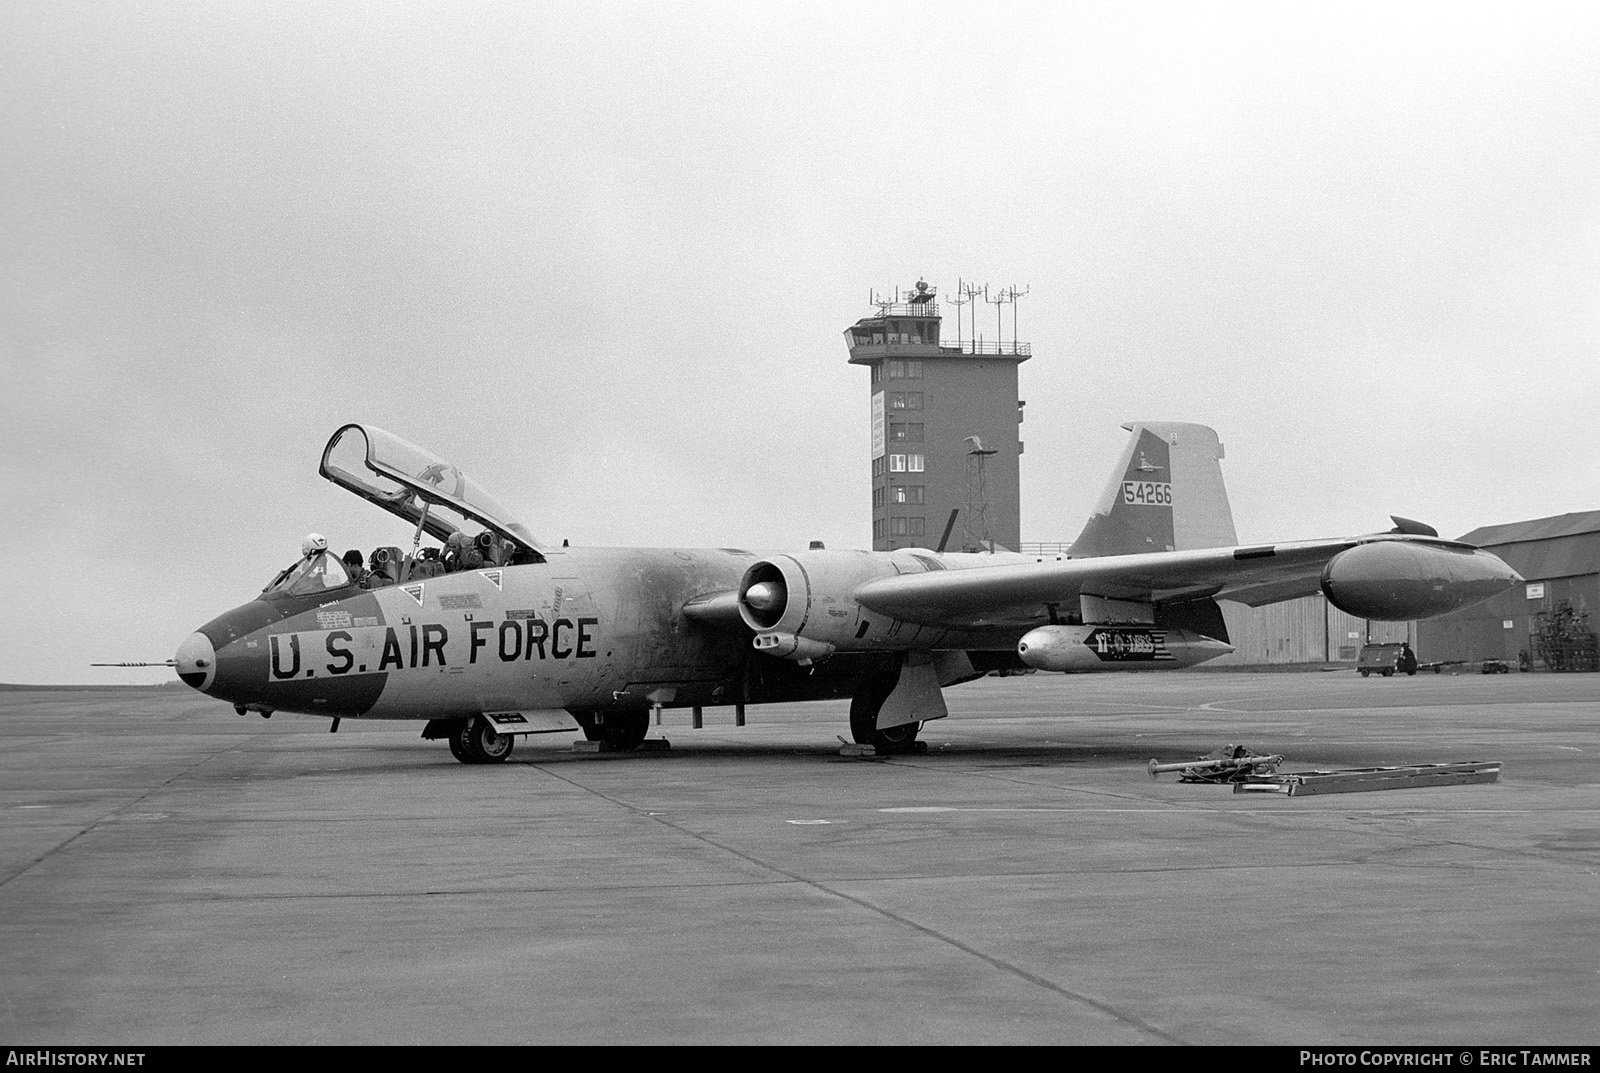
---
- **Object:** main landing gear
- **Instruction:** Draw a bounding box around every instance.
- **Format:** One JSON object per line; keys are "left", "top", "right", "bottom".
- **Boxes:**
{"left": 576, "top": 711, "right": 649, "bottom": 752}
{"left": 446, "top": 715, "right": 515, "bottom": 765}
{"left": 848, "top": 662, "right": 922, "bottom": 753}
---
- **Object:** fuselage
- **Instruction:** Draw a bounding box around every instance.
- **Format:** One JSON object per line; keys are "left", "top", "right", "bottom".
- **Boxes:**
{"left": 179, "top": 547, "right": 762, "bottom": 719}
{"left": 174, "top": 545, "right": 1061, "bottom": 721}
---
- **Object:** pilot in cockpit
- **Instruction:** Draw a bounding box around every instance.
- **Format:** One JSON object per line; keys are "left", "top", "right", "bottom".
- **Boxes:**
{"left": 442, "top": 531, "right": 485, "bottom": 573}
{"left": 261, "top": 533, "right": 353, "bottom": 596}
{"left": 342, "top": 549, "right": 368, "bottom": 587}
{"left": 476, "top": 531, "right": 505, "bottom": 567}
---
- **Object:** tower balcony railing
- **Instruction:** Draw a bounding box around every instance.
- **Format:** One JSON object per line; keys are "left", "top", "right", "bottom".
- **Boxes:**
{"left": 1018, "top": 542, "right": 1073, "bottom": 556}
{"left": 869, "top": 301, "right": 941, "bottom": 318}
{"left": 939, "top": 340, "right": 1032, "bottom": 357}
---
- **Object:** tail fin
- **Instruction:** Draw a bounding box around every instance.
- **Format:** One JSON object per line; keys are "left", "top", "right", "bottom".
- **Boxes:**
{"left": 1069, "top": 422, "right": 1237, "bottom": 556}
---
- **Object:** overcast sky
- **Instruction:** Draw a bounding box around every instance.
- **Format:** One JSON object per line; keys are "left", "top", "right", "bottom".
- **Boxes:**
{"left": 4, "top": 1, "right": 1598, "bottom": 684}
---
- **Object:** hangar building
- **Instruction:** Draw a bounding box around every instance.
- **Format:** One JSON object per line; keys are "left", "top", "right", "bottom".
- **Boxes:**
{"left": 1417, "top": 511, "right": 1600, "bottom": 667}
{"left": 1209, "top": 595, "right": 1412, "bottom": 667}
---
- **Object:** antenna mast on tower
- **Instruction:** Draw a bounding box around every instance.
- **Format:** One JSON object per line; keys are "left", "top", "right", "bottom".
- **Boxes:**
{"left": 946, "top": 277, "right": 974, "bottom": 350}
{"left": 960, "top": 281, "right": 985, "bottom": 349}
{"left": 1000, "top": 285, "right": 1029, "bottom": 352}
{"left": 984, "top": 284, "right": 1030, "bottom": 354}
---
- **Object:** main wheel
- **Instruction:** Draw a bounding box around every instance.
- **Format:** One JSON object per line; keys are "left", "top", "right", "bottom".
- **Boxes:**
{"left": 583, "top": 712, "right": 649, "bottom": 751}
{"left": 860, "top": 717, "right": 921, "bottom": 751}
{"left": 448, "top": 722, "right": 472, "bottom": 762}
{"left": 849, "top": 661, "right": 920, "bottom": 752}
{"left": 1360, "top": 670, "right": 1370, "bottom": 678}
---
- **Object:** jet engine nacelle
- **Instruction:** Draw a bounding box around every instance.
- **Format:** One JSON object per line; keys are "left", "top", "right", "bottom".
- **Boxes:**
{"left": 1320, "top": 540, "right": 1522, "bottom": 621}
{"left": 1017, "top": 625, "right": 1234, "bottom": 672}
{"left": 736, "top": 550, "right": 952, "bottom": 659}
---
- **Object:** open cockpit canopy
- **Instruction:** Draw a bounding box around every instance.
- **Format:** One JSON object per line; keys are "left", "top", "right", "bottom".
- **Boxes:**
{"left": 319, "top": 423, "right": 544, "bottom": 561}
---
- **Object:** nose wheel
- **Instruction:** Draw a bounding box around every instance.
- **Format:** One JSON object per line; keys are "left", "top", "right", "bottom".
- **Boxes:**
{"left": 449, "top": 716, "right": 515, "bottom": 764}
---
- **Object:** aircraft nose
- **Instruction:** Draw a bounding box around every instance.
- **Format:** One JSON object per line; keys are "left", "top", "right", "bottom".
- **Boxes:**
{"left": 175, "top": 631, "right": 216, "bottom": 692}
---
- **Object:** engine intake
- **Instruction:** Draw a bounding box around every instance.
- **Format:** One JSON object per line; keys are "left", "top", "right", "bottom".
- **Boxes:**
{"left": 739, "top": 562, "right": 788, "bottom": 630}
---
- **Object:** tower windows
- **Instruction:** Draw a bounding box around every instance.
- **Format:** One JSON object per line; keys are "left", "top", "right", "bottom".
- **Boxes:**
{"left": 885, "top": 360, "right": 923, "bottom": 379}
{"left": 887, "top": 454, "right": 925, "bottom": 473}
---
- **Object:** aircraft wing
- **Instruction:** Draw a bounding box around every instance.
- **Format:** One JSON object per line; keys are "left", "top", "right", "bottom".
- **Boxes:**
{"left": 852, "top": 535, "right": 1519, "bottom": 629}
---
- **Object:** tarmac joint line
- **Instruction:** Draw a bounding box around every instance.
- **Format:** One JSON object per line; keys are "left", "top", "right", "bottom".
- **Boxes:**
{"left": 520, "top": 760, "right": 1189, "bottom": 1045}
{"left": 0, "top": 736, "right": 262, "bottom": 890}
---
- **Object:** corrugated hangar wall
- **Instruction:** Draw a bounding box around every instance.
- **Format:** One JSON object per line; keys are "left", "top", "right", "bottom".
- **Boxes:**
{"left": 1209, "top": 595, "right": 1413, "bottom": 666}
{"left": 1416, "top": 511, "right": 1600, "bottom": 666}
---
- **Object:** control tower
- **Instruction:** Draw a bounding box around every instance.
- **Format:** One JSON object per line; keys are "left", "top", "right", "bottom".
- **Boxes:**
{"left": 845, "top": 280, "right": 1029, "bottom": 552}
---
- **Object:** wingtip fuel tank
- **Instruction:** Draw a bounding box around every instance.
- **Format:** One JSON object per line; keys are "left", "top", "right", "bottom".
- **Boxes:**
{"left": 1320, "top": 540, "right": 1523, "bottom": 621}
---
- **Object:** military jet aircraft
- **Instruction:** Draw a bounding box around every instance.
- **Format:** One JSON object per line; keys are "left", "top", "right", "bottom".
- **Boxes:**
{"left": 173, "top": 421, "right": 1520, "bottom": 763}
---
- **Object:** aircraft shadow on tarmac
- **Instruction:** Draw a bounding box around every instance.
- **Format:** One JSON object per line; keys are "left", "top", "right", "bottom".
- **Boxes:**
{"left": 324, "top": 734, "right": 1437, "bottom": 774}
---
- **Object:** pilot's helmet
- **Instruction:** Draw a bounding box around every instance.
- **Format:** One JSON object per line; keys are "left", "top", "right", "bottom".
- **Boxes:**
{"left": 446, "top": 531, "right": 470, "bottom": 549}
{"left": 301, "top": 533, "right": 328, "bottom": 558}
